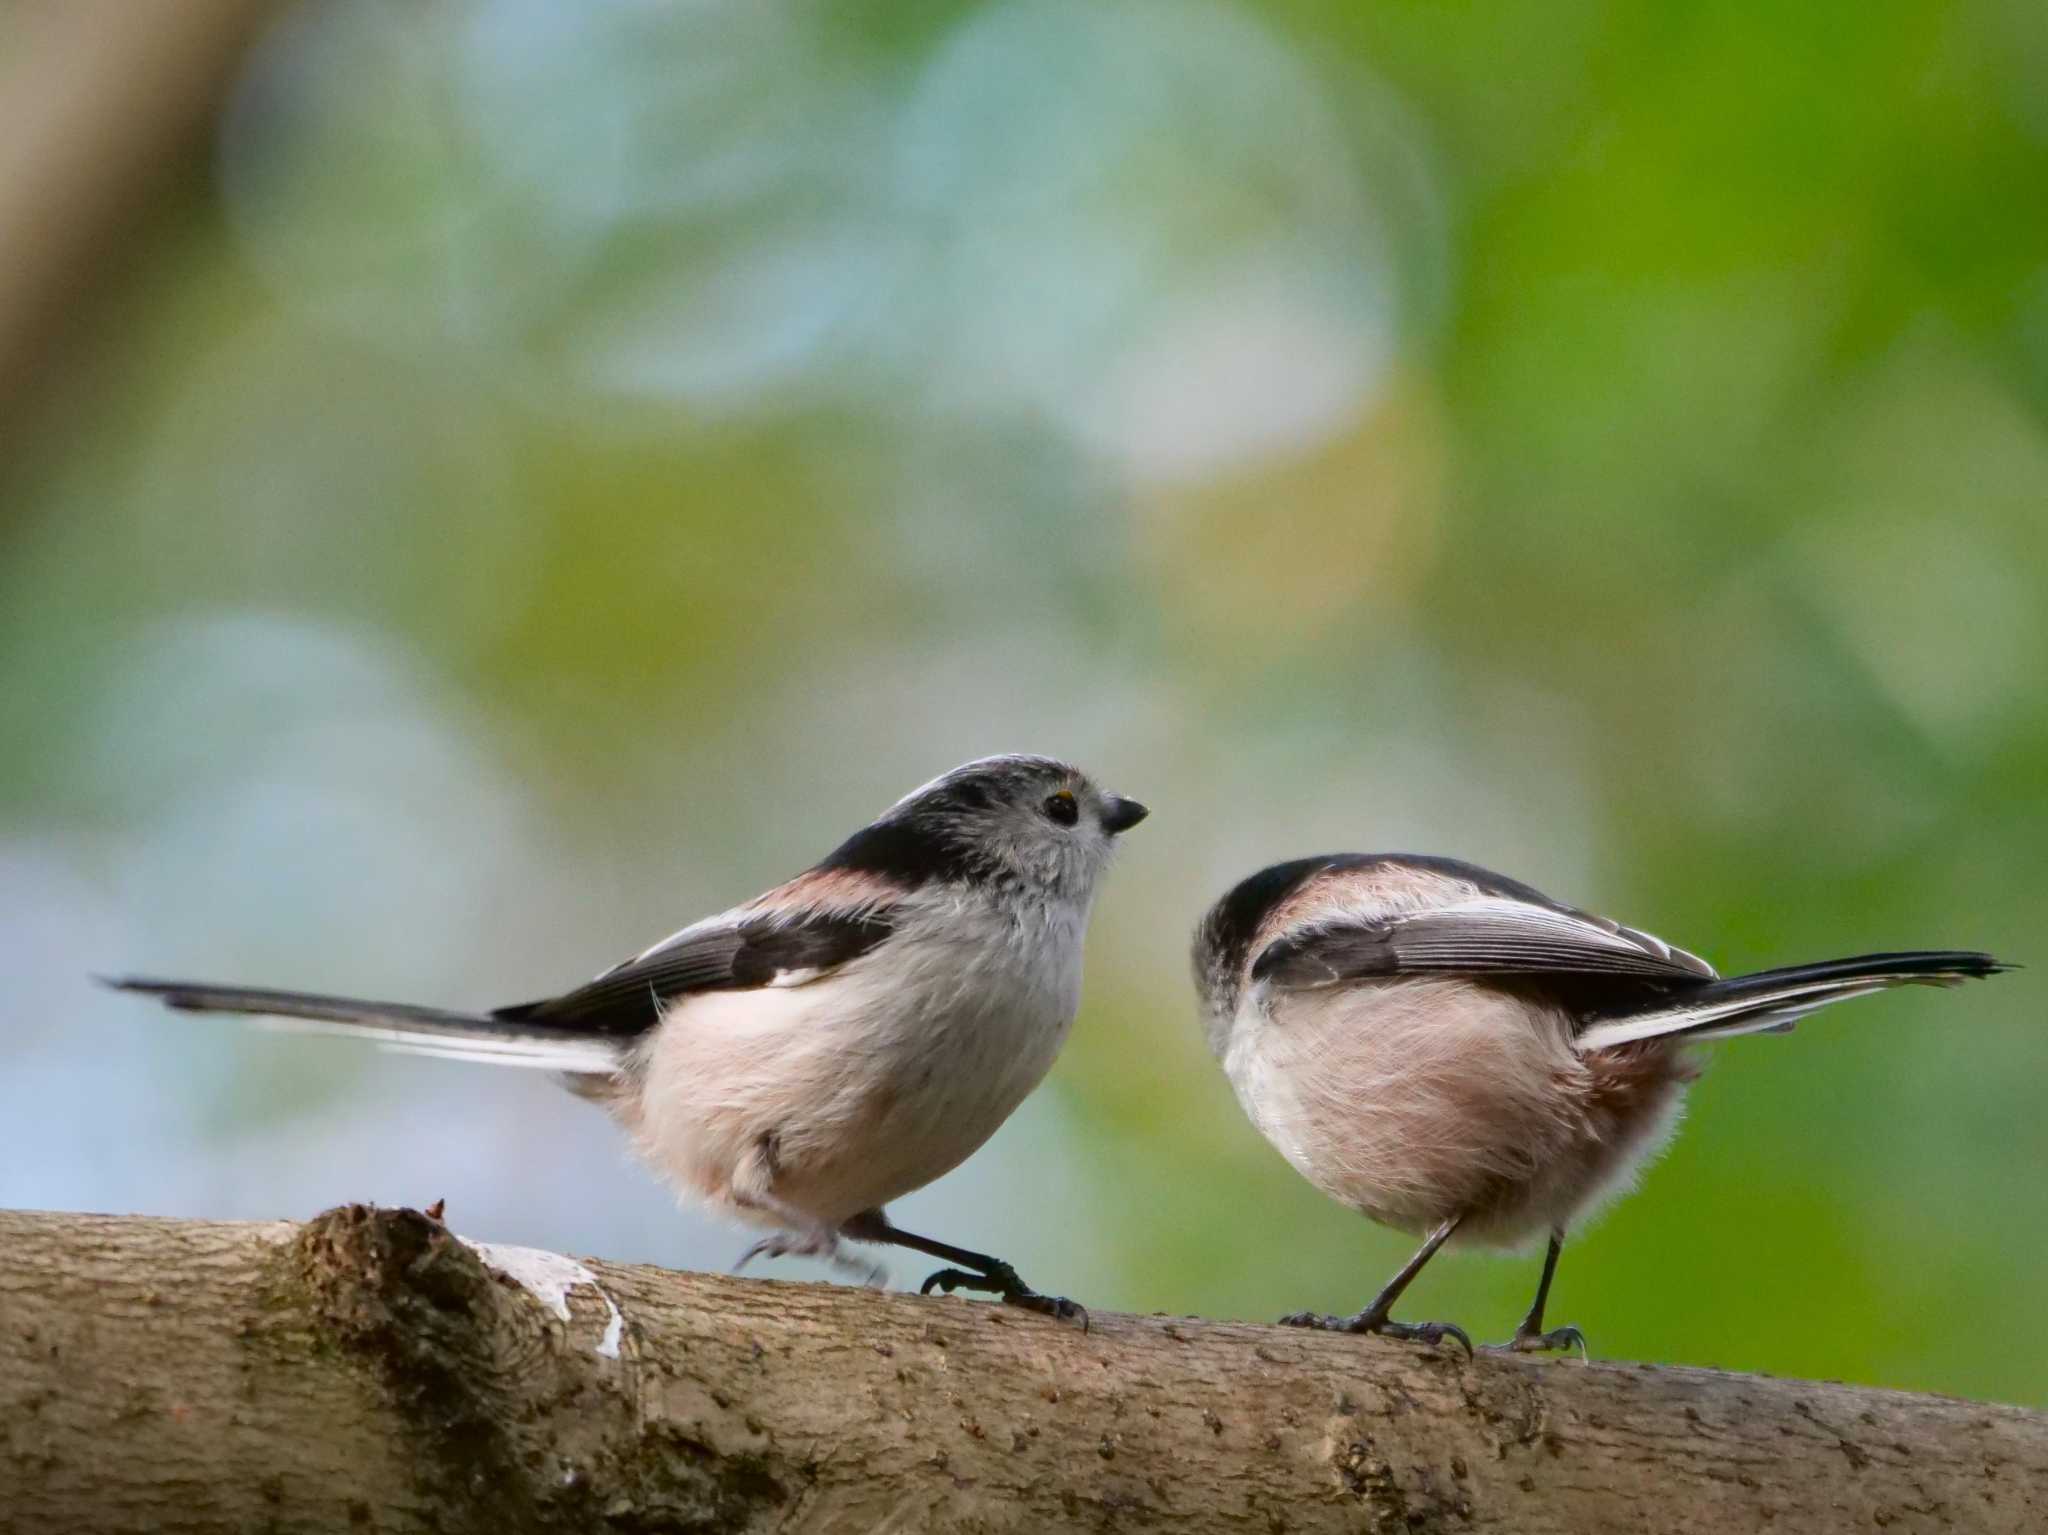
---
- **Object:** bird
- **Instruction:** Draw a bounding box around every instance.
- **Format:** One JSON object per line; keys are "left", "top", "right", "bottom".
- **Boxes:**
{"left": 109, "top": 754, "right": 1148, "bottom": 1320}
{"left": 1192, "top": 852, "right": 2009, "bottom": 1355}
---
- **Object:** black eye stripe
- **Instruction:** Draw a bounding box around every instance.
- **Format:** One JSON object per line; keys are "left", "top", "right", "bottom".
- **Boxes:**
{"left": 1042, "top": 792, "right": 1080, "bottom": 826}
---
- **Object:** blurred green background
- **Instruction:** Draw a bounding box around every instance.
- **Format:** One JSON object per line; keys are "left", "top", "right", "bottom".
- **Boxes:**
{"left": 2, "top": 0, "right": 2043, "bottom": 1407}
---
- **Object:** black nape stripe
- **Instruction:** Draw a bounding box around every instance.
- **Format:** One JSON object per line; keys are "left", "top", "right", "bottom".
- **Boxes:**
{"left": 815, "top": 819, "right": 987, "bottom": 888}
{"left": 817, "top": 756, "right": 1075, "bottom": 890}
{"left": 1200, "top": 856, "right": 1351, "bottom": 978}
{"left": 934, "top": 778, "right": 996, "bottom": 812}
{"left": 1200, "top": 852, "right": 1578, "bottom": 982}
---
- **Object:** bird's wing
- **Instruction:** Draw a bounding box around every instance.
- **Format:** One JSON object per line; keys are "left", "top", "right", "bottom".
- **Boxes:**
{"left": 112, "top": 880, "right": 904, "bottom": 1070}
{"left": 494, "top": 888, "right": 899, "bottom": 1036}
{"left": 1251, "top": 896, "right": 1715, "bottom": 990}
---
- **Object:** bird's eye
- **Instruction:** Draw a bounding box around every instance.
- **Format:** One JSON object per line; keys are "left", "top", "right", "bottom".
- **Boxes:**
{"left": 1042, "top": 790, "right": 1079, "bottom": 827}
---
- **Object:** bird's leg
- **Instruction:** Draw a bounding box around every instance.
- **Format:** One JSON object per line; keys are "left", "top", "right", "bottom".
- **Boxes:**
{"left": 842, "top": 1209, "right": 1086, "bottom": 1327}
{"left": 730, "top": 1174, "right": 889, "bottom": 1288}
{"left": 1487, "top": 1229, "right": 1586, "bottom": 1357}
{"left": 732, "top": 1223, "right": 889, "bottom": 1287}
{"left": 1279, "top": 1216, "right": 1472, "bottom": 1356}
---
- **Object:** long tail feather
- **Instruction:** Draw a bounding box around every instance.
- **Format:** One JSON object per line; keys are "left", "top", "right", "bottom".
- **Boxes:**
{"left": 102, "top": 976, "right": 624, "bottom": 1074}
{"left": 1575, "top": 950, "right": 2011, "bottom": 1053}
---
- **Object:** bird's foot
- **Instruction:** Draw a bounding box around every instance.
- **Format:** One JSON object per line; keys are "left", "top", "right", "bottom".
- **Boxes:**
{"left": 1277, "top": 1308, "right": 1472, "bottom": 1357}
{"left": 920, "top": 1260, "right": 1088, "bottom": 1329}
{"left": 1486, "top": 1324, "right": 1588, "bottom": 1360}
{"left": 735, "top": 1231, "right": 888, "bottom": 1288}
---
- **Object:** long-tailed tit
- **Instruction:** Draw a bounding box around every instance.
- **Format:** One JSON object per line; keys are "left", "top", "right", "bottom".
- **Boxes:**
{"left": 112, "top": 754, "right": 1148, "bottom": 1320}
{"left": 1193, "top": 853, "right": 2007, "bottom": 1355}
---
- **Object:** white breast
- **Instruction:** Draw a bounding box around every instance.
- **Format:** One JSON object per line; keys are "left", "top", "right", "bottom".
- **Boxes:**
{"left": 1222, "top": 976, "right": 1593, "bottom": 1244}
{"left": 630, "top": 895, "right": 1086, "bottom": 1228}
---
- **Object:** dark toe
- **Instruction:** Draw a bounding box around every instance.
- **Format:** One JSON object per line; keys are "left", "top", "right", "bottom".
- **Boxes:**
{"left": 1496, "top": 1324, "right": 1588, "bottom": 1359}
{"left": 1372, "top": 1318, "right": 1474, "bottom": 1357}
{"left": 983, "top": 1261, "right": 1023, "bottom": 1292}
{"left": 1277, "top": 1310, "right": 1338, "bottom": 1329}
{"left": 1003, "top": 1291, "right": 1089, "bottom": 1329}
{"left": 733, "top": 1239, "right": 780, "bottom": 1273}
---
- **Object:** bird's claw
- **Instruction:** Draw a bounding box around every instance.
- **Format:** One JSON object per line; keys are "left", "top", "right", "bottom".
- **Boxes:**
{"left": 1277, "top": 1309, "right": 1472, "bottom": 1357}
{"left": 734, "top": 1235, "right": 792, "bottom": 1272}
{"left": 1278, "top": 1310, "right": 1345, "bottom": 1330}
{"left": 1488, "top": 1324, "right": 1588, "bottom": 1361}
{"left": 919, "top": 1263, "right": 1088, "bottom": 1329}
{"left": 845, "top": 1257, "right": 890, "bottom": 1288}
{"left": 735, "top": 1233, "right": 887, "bottom": 1288}
{"left": 1376, "top": 1318, "right": 1474, "bottom": 1357}
{"left": 919, "top": 1265, "right": 977, "bottom": 1296}
{"left": 1003, "top": 1291, "right": 1089, "bottom": 1328}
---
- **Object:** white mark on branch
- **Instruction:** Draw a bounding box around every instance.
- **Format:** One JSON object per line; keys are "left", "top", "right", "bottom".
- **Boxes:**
{"left": 463, "top": 1239, "right": 625, "bottom": 1359}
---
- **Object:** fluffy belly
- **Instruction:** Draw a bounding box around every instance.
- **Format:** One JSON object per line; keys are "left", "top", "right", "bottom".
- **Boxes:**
{"left": 629, "top": 954, "right": 1074, "bottom": 1228}
{"left": 1228, "top": 978, "right": 1692, "bottom": 1246}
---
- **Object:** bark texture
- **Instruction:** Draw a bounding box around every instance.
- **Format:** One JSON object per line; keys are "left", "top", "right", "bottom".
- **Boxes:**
{"left": 0, "top": 1205, "right": 2040, "bottom": 1533}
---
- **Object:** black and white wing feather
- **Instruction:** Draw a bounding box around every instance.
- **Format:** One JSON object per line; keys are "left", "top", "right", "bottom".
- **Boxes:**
{"left": 110, "top": 880, "right": 902, "bottom": 1071}
{"left": 1253, "top": 896, "right": 1714, "bottom": 989}
{"left": 492, "top": 903, "right": 895, "bottom": 1036}
{"left": 1233, "top": 855, "right": 2004, "bottom": 1052}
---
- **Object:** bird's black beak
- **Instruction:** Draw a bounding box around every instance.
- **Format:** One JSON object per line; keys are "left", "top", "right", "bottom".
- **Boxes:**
{"left": 1101, "top": 795, "right": 1149, "bottom": 835}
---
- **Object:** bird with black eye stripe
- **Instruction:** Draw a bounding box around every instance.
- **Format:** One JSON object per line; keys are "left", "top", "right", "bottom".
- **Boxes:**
{"left": 108, "top": 755, "right": 1148, "bottom": 1322}
{"left": 1193, "top": 853, "right": 2008, "bottom": 1356}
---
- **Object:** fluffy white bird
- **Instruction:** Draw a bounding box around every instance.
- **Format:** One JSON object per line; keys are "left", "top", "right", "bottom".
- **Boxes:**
{"left": 1194, "top": 853, "right": 2007, "bottom": 1354}
{"left": 113, "top": 754, "right": 1148, "bottom": 1319}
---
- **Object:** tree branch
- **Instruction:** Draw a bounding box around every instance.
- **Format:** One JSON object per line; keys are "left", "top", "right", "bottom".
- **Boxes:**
{"left": 1, "top": 1205, "right": 2040, "bottom": 1532}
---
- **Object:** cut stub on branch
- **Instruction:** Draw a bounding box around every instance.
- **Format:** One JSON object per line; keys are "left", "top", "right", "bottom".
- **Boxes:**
{"left": 1, "top": 1204, "right": 2043, "bottom": 1533}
